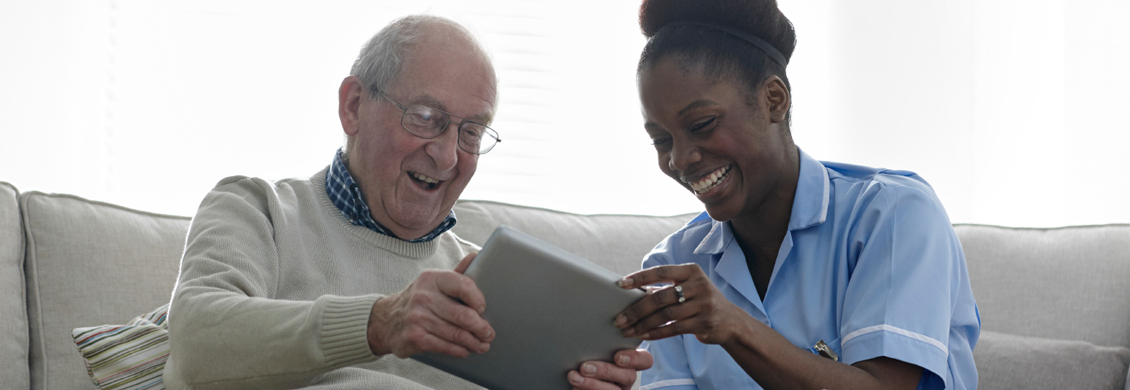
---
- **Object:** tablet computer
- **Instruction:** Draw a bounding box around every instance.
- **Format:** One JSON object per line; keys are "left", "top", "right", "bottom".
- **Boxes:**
{"left": 412, "top": 225, "right": 646, "bottom": 390}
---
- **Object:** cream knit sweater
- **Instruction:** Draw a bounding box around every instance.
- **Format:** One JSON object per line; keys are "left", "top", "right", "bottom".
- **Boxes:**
{"left": 164, "top": 168, "right": 483, "bottom": 389}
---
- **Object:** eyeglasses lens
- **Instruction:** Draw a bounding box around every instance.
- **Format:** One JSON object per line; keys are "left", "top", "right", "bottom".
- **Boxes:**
{"left": 400, "top": 105, "right": 497, "bottom": 154}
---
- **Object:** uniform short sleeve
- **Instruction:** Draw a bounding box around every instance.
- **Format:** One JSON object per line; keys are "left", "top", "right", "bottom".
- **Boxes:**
{"left": 839, "top": 185, "right": 979, "bottom": 390}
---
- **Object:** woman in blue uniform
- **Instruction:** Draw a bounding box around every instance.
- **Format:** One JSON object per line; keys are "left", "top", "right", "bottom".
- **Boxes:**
{"left": 611, "top": 1, "right": 979, "bottom": 389}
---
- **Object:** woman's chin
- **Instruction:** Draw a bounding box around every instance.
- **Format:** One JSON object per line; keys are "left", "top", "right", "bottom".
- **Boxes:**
{"left": 699, "top": 189, "right": 742, "bottom": 222}
{"left": 694, "top": 177, "right": 739, "bottom": 219}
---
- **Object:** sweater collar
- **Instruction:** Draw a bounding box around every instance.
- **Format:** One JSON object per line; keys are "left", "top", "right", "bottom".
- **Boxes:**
{"left": 324, "top": 148, "right": 456, "bottom": 243}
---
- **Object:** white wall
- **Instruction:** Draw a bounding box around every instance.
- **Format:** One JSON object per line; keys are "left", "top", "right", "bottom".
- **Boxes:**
{"left": 2, "top": 0, "right": 1127, "bottom": 227}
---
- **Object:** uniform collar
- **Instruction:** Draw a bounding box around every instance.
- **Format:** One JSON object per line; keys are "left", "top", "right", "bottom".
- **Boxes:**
{"left": 789, "top": 148, "right": 831, "bottom": 230}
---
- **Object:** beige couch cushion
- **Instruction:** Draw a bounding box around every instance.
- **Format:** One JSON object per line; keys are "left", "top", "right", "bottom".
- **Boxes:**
{"left": 22, "top": 191, "right": 189, "bottom": 390}
{"left": 0, "top": 182, "right": 29, "bottom": 390}
{"left": 956, "top": 224, "right": 1130, "bottom": 349}
{"left": 452, "top": 200, "right": 698, "bottom": 277}
{"left": 973, "top": 330, "right": 1130, "bottom": 390}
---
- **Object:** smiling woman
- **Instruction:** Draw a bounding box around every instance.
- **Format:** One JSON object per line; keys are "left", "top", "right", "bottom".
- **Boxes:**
{"left": 0, "top": 0, "right": 1127, "bottom": 226}
{"left": 620, "top": 1, "right": 979, "bottom": 389}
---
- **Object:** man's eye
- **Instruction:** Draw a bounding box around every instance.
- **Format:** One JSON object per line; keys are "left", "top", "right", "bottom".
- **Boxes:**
{"left": 690, "top": 116, "right": 718, "bottom": 132}
{"left": 461, "top": 126, "right": 483, "bottom": 140}
{"left": 651, "top": 137, "right": 672, "bottom": 151}
{"left": 406, "top": 107, "right": 446, "bottom": 128}
{"left": 420, "top": 114, "right": 443, "bottom": 125}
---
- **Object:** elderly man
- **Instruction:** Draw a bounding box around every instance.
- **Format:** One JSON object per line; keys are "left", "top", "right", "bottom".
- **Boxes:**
{"left": 163, "top": 15, "right": 650, "bottom": 390}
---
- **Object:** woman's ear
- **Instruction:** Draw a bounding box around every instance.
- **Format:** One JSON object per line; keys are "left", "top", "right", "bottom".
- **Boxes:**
{"left": 763, "top": 75, "right": 790, "bottom": 124}
{"left": 339, "top": 76, "right": 365, "bottom": 137}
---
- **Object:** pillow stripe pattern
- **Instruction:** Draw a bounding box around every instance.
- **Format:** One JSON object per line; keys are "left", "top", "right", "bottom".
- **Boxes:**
{"left": 72, "top": 304, "right": 169, "bottom": 390}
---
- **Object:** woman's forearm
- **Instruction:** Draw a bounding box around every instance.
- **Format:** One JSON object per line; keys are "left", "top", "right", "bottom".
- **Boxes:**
{"left": 720, "top": 318, "right": 922, "bottom": 390}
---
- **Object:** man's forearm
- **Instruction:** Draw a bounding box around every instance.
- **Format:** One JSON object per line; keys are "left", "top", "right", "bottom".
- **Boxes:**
{"left": 165, "top": 286, "right": 380, "bottom": 389}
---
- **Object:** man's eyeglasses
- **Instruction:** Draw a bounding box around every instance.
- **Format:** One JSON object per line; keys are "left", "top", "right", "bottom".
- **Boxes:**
{"left": 376, "top": 91, "right": 501, "bottom": 155}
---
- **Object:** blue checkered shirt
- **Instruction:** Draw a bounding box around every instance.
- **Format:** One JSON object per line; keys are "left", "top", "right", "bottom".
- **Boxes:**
{"left": 325, "top": 149, "right": 456, "bottom": 242}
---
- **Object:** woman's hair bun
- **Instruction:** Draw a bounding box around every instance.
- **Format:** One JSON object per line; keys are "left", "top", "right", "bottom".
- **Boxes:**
{"left": 639, "top": 0, "right": 796, "bottom": 62}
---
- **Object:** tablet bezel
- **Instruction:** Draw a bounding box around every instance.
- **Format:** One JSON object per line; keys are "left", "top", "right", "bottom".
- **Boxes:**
{"left": 411, "top": 225, "right": 646, "bottom": 390}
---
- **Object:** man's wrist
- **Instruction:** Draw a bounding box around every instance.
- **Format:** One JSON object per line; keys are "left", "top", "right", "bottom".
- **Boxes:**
{"left": 366, "top": 296, "right": 394, "bottom": 357}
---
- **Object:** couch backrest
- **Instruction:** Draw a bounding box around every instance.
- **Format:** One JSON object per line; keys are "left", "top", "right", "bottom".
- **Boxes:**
{"left": 451, "top": 200, "right": 698, "bottom": 277}
{"left": 8, "top": 190, "right": 1126, "bottom": 389}
{"left": 21, "top": 191, "right": 190, "bottom": 390}
{"left": 955, "top": 224, "right": 1130, "bottom": 350}
{"left": 0, "top": 182, "right": 30, "bottom": 390}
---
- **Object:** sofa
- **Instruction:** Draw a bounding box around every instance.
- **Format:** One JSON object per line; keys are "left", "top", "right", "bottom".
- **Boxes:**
{"left": 2, "top": 179, "right": 1128, "bottom": 390}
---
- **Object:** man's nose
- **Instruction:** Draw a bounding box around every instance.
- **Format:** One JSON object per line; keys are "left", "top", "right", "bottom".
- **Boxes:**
{"left": 426, "top": 122, "right": 460, "bottom": 171}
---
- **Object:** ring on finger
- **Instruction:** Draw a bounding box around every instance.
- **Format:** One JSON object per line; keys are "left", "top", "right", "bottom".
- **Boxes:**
{"left": 674, "top": 285, "right": 685, "bottom": 303}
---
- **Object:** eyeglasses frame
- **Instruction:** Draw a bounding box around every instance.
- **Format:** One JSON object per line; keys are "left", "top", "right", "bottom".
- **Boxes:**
{"left": 374, "top": 90, "right": 501, "bottom": 155}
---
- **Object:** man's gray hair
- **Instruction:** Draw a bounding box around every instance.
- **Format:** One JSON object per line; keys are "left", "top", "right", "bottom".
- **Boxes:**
{"left": 350, "top": 15, "right": 476, "bottom": 98}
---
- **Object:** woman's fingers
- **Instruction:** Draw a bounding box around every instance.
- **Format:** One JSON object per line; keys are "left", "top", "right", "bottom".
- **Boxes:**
{"left": 618, "top": 263, "right": 702, "bottom": 289}
{"left": 614, "top": 268, "right": 742, "bottom": 343}
{"left": 621, "top": 292, "right": 700, "bottom": 337}
{"left": 615, "top": 276, "right": 706, "bottom": 330}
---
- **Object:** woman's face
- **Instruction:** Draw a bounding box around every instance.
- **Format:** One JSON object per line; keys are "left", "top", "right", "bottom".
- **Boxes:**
{"left": 638, "top": 58, "right": 794, "bottom": 223}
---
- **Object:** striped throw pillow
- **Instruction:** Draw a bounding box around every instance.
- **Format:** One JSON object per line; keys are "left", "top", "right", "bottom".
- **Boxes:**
{"left": 72, "top": 304, "right": 169, "bottom": 390}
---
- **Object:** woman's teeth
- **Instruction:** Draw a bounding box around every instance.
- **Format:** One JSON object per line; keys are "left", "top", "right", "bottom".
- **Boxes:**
{"left": 691, "top": 166, "right": 730, "bottom": 195}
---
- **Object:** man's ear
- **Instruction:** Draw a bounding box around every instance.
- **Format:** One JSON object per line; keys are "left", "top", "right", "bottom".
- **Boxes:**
{"left": 763, "top": 75, "right": 790, "bottom": 124}
{"left": 339, "top": 76, "right": 365, "bottom": 137}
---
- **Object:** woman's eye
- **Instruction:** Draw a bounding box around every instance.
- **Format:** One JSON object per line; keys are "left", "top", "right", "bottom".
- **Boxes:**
{"left": 651, "top": 137, "right": 672, "bottom": 151}
{"left": 690, "top": 116, "right": 718, "bottom": 132}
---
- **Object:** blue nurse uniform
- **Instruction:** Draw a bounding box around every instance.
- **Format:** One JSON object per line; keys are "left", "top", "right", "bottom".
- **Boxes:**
{"left": 639, "top": 150, "right": 979, "bottom": 390}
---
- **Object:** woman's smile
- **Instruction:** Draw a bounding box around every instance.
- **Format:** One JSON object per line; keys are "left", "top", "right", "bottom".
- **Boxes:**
{"left": 689, "top": 165, "right": 732, "bottom": 196}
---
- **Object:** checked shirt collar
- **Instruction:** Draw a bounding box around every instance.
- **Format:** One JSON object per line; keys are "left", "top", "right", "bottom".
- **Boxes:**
{"left": 325, "top": 148, "right": 456, "bottom": 242}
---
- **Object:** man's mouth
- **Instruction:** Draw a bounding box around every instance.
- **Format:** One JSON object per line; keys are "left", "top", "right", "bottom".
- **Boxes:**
{"left": 689, "top": 165, "right": 731, "bottom": 195}
{"left": 409, "top": 171, "right": 441, "bottom": 190}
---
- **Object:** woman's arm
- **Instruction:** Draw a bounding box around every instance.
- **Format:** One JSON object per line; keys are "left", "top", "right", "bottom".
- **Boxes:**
{"left": 615, "top": 264, "right": 922, "bottom": 390}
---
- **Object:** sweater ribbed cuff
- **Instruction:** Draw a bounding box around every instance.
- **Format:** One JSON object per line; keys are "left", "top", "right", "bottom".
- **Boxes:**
{"left": 318, "top": 294, "right": 382, "bottom": 367}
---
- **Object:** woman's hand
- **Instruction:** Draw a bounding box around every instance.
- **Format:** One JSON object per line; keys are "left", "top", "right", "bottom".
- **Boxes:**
{"left": 614, "top": 264, "right": 746, "bottom": 345}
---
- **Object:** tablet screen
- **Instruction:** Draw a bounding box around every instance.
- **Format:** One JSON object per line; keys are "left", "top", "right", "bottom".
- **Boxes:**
{"left": 412, "top": 225, "right": 646, "bottom": 390}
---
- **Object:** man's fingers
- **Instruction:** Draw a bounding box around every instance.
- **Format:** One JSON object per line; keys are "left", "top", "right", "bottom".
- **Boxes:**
{"left": 454, "top": 253, "right": 477, "bottom": 274}
{"left": 567, "top": 369, "right": 623, "bottom": 390}
{"left": 427, "top": 315, "right": 491, "bottom": 354}
{"left": 408, "top": 330, "right": 473, "bottom": 359}
{"left": 397, "top": 310, "right": 490, "bottom": 358}
{"left": 434, "top": 271, "right": 487, "bottom": 316}
{"left": 427, "top": 280, "right": 494, "bottom": 343}
{"left": 575, "top": 360, "right": 638, "bottom": 388}
{"left": 614, "top": 349, "right": 653, "bottom": 370}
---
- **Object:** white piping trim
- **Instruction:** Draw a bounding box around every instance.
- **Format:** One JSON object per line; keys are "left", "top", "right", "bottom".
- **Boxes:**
{"left": 842, "top": 324, "right": 949, "bottom": 356}
{"left": 640, "top": 378, "right": 697, "bottom": 390}
{"left": 819, "top": 166, "right": 830, "bottom": 223}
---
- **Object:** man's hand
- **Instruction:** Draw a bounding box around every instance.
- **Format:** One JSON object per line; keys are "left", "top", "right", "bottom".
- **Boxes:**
{"left": 567, "top": 349, "right": 653, "bottom": 390}
{"left": 366, "top": 253, "right": 495, "bottom": 358}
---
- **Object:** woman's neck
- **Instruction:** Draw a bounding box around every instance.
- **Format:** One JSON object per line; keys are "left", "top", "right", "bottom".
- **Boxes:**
{"left": 730, "top": 146, "right": 800, "bottom": 253}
